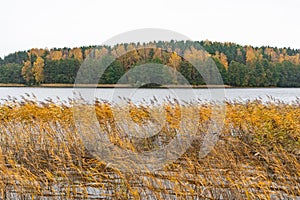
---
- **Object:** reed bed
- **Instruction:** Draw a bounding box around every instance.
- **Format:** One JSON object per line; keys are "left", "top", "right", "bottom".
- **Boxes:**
{"left": 0, "top": 96, "right": 299, "bottom": 199}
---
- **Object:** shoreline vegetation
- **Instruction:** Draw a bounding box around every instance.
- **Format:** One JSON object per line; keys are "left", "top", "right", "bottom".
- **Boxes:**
{"left": 0, "top": 83, "right": 232, "bottom": 88}
{"left": 0, "top": 83, "right": 298, "bottom": 88}
{"left": 1, "top": 83, "right": 298, "bottom": 88}
{"left": 0, "top": 98, "right": 299, "bottom": 199}
{"left": 0, "top": 40, "right": 299, "bottom": 87}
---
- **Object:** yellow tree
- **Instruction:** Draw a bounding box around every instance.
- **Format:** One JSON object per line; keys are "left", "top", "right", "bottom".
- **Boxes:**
{"left": 125, "top": 44, "right": 140, "bottom": 69}
{"left": 30, "top": 48, "right": 46, "bottom": 57}
{"left": 220, "top": 53, "right": 228, "bottom": 70}
{"left": 32, "top": 56, "right": 45, "bottom": 84}
{"left": 168, "top": 52, "right": 181, "bottom": 71}
{"left": 95, "top": 47, "right": 109, "bottom": 59}
{"left": 213, "top": 51, "right": 228, "bottom": 69}
{"left": 287, "top": 54, "right": 300, "bottom": 65}
{"left": 69, "top": 48, "right": 83, "bottom": 61}
{"left": 74, "top": 48, "right": 83, "bottom": 61}
{"left": 279, "top": 54, "right": 285, "bottom": 63}
{"left": 153, "top": 48, "right": 162, "bottom": 60}
{"left": 184, "top": 46, "right": 216, "bottom": 84}
{"left": 168, "top": 52, "right": 182, "bottom": 84}
{"left": 184, "top": 46, "right": 209, "bottom": 62}
{"left": 22, "top": 60, "right": 33, "bottom": 84}
{"left": 49, "top": 50, "right": 63, "bottom": 61}
{"left": 111, "top": 44, "right": 126, "bottom": 58}
{"left": 246, "top": 46, "right": 256, "bottom": 64}
{"left": 246, "top": 46, "right": 263, "bottom": 65}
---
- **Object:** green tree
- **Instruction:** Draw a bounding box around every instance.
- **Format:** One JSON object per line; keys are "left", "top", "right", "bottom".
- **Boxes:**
{"left": 0, "top": 63, "right": 24, "bottom": 83}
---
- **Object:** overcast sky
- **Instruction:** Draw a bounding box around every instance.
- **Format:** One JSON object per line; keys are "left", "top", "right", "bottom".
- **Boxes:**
{"left": 1, "top": 0, "right": 299, "bottom": 58}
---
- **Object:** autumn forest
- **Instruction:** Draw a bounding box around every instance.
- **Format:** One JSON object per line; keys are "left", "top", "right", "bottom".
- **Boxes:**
{"left": 0, "top": 40, "right": 300, "bottom": 87}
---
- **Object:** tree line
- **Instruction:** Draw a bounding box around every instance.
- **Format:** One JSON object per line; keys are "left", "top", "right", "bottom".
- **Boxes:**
{"left": 0, "top": 40, "right": 299, "bottom": 87}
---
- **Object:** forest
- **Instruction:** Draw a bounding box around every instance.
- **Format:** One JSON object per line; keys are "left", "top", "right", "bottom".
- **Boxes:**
{"left": 0, "top": 40, "right": 300, "bottom": 87}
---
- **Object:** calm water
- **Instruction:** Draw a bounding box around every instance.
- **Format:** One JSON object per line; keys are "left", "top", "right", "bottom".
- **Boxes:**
{"left": 0, "top": 87, "right": 299, "bottom": 104}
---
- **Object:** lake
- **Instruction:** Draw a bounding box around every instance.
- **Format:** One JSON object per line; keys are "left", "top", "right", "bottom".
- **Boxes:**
{"left": 0, "top": 87, "right": 299, "bottom": 104}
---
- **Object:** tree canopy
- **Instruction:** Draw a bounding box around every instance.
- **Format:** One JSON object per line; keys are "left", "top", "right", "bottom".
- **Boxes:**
{"left": 0, "top": 40, "right": 299, "bottom": 87}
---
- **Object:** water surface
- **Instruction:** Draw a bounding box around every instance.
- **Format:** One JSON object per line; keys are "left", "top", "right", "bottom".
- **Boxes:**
{"left": 0, "top": 87, "right": 299, "bottom": 104}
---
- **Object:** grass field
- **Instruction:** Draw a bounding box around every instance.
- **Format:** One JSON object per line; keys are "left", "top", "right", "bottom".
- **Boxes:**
{"left": 0, "top": 97, "right": 299, "bottom": 199}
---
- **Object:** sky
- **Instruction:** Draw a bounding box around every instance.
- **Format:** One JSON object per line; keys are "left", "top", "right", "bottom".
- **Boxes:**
{"left": 1, "top": 0, "right": 299, "bottom": 58}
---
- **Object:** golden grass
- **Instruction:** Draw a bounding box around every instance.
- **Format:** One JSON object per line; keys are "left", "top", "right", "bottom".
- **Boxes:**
{"left": 0, "top": 98, "right": 299, "bottom": 199}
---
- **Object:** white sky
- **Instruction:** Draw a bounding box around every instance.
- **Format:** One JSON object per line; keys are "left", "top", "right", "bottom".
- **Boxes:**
{"left": 1, "top": 0, "right": 299, "bottom": 58}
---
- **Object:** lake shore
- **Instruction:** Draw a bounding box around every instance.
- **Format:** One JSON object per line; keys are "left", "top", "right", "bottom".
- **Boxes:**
{"left": 0, "top": 83, "right": 232, "bottom": 88}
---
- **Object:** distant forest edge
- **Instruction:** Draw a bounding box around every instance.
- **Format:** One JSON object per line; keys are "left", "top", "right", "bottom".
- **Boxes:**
{"left": 0, "top": 40, "right": 300, "bottom": 87}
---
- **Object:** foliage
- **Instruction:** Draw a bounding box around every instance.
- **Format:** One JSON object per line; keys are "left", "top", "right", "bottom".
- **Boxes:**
{"left": 43, "top": 59, "right": 81, "bottom": 84}
{"left": 0, "top": 63, "right": 24, "bottom": 84}
{"left": 0, "top": 41, "right": 300, "bottom": 87}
